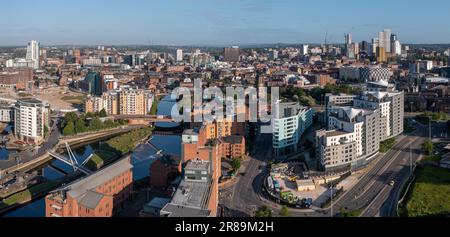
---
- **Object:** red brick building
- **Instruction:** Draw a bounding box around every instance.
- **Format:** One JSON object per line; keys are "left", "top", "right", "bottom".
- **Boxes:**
{"left": 45, "top": 157, "right": 133, "bottom": 217}
{"left": 149, "top": 154, "right": 182, "bottom": 190}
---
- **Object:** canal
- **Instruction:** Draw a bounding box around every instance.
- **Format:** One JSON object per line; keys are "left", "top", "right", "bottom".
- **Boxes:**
{"left": 3, "top": 95, "right": 181, "bottom": 217}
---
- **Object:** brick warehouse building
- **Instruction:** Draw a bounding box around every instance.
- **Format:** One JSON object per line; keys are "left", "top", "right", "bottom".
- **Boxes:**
{"left": 45, "top": 157, "right": 133, "bottom": 217}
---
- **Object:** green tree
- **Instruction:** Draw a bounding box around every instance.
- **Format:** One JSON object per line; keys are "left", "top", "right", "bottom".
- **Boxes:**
{"left": 89, "top": 117, "right": 103, "bottom": 131}
{"left": 231, "top": 157, "right": 242, "bottom": 171}
{"left": 255, "top": 205, "right": 272, "bottom": 217}
{"left": 85, "top": 112, "right": 95, "bottom": 118}
{"left": 99, "top": 109, "right": 107, "bottom": 118}
{"left": 64, "top": 112, "right": 78, "bottom": 124}
{"left": 423, "top": 139, "right": 434, "bottom": 156}
{"left": 104, "top": 119, "right": 116, "bottom": 128}
{"left": 150, "top": 100, "right": 158, "bottom": 115}
{"left": 63, "top": 121, "right": 76, "bottom": 136}
{"left": 74, "top": 118, "right": 87, "bottom": 134}
{"left": 279, "top": 206, "right": 290, "bottom": 217}
{"left": 44, "top": 126, "right": 49, "bottom": 137}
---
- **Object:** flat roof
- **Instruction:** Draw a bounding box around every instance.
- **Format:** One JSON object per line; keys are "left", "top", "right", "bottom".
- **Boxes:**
{"left": 185, "top": 160, "right": 210, "bottom": 171}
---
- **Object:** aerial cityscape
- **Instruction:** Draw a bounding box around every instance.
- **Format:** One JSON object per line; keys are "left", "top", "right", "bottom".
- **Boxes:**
{"left": 0, "top": 0, "right": 449, "bottom": 221}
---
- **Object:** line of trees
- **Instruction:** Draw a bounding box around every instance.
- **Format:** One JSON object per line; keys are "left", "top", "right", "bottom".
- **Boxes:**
{"left": 61, "top": 111, "right": 128, "bottom": 136}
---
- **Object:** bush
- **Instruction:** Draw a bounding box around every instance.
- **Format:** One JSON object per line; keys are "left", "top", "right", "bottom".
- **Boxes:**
{"left": 379, "top": 138, "right": 396, "bottom": 153}
{"left": 423, "top": 140, "right": 434, "bottom": 156}
{"left": 255, "top": 205, "right": 272, "bottom": 217}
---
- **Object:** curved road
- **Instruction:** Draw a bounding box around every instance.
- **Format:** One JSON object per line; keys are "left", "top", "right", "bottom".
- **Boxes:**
{"left": 220, "top": 120, "right": 432, "bottom": 217}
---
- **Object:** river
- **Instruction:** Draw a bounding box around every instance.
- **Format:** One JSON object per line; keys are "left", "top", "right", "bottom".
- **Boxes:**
{"left": 3, "top": 95, "right": 181, "bottom": 217}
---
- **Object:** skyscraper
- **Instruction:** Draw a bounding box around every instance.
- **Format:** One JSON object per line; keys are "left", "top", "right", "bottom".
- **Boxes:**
{"left": 223, "top": 46, "right": 240, "bottom": 62}
{"left": 301, "top": 44, "right": 309, "bottom": 55}
{"left": 176, "top": 49, "right": 183, "bottom": 62}
{"left": 26, "top": 40, "right": 40, "bottom": 69}
{"left": 345, "top": 34, "right": 352, "bottom": 45}
{"left": 378, "top": 29, "right": 392, "bottom": 53}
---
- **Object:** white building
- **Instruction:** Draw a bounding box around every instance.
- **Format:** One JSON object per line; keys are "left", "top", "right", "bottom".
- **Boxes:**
{"left": 273, "top": 102, "right": 314, "bottom": 157}
{"left": 176, "top": 49, "right": 183, "bottom": 62}
{"left": 301, "top": 45, "right": 309, "bottom": 55}
{"left": 14, "top": 98, "right": 50, "bottom": 144}
{"left": 26, "top": 40, "right": 40, "bottom": 69}
{"left": 317, "top": 81, "right": 404, "bottom": 171}
{"left": 0, "top": 105, "right": 14, "bottom": 123}
{"left": 378, "top": 29, "right": 392, "bottom": 53}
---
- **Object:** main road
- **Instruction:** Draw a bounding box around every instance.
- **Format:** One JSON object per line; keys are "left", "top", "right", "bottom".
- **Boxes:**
{"left": 220, "top": 119, "right": 432, "bottom": 217}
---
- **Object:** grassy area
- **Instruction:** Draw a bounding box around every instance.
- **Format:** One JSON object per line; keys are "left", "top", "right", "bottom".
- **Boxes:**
{"left": 86, "top": 150, "right": 119, "bottom": 170}
{"left": 86, "top": 127, "right": 153, "bottom": 170}
{"left": 400, "top": 166, "right": 450, "bottom": 217}
{"left": 0, "top": 181, "right": 59, "bottom": 210}
{"left": 150, "top": 99, "right": 158, "bottom": 115}
{"left": 379, "top": 138, "right": 396, "bottom": 153}
{"left": 61, "top": 95, "right": 85, "bottom": 105}
{"left": 339, "top": 208, "right": 363, "bottom": 217}
{"left": 422, "top": 155, "right": 441, "bottom": 163}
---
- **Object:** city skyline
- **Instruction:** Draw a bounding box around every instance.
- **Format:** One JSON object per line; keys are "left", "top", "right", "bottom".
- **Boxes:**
{"left": 1, "top": 0, "right": 450, "bottom": 46}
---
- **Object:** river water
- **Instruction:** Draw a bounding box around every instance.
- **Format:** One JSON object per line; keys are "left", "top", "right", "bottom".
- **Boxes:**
{"left": 3, "top": 95, "right": 181, "bottom": 217}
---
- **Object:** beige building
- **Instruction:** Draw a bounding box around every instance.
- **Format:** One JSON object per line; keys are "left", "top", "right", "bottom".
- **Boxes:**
{"left": 85, "top": 87, "right": 153, "bottom": 116}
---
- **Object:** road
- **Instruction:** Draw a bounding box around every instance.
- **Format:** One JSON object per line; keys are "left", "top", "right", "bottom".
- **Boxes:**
{"left": 0, "top": 118, "right": 61, "bottom": 171}
{"left": 221, "top": 119, "right": 438, "bottom": 217}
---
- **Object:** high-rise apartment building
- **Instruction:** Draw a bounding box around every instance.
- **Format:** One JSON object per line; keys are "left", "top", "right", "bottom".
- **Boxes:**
{"left": 273, "top": 102, "right": 314, "bottom": 157}
{"left": 26, "top": 40, "right": 40, "bottom": 69}
{"left": 14, "top": 98, "right": 50, "bottom": 144}
{"left": 85, "top": 87, "right": 153, "bottom": 116}
{"left": 316, "top": 81, "right": 404, "bottom": 171}
{"left": 176, "top": 49, "right": 183, "bottom": 62}
{"left": 224, "top": 46, "right": 240, "bottom": 62}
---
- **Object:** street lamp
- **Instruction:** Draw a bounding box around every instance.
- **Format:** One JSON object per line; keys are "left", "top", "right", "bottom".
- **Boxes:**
{"left": 410, "top": 144, "right": 413, "bottom": 175}
{"left": 330, "top": 184, "right": 333, "bottom": 218}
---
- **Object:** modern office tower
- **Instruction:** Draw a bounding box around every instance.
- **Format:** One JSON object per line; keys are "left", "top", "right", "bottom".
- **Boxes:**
{"left": 224, "top": 46, "right": 240, "bottom": 62}
{"left": 361, "top": 41, "right": 370, "bottom": 53}
{"left": 301, "top": 44, "right": 309, "bottom": 55}
{"left": 393, "top": 40, "right": 402, "bottom": 56}
{"left": 345, "top": 34, "right": 352, "bottom": 45}
{"left": 176, "top": 49, "right": 183, "bottom": 62}
{"left": 317, "top": 81, "right": 404, "bottom": 171}
{"left": 26, "top": 40, "right": 40, "bottom": 69}
{"left": 377, "top": 46, "right": 387, "bottom": 63}
{"left": 372, "top": 38, "right": 379, "bottom": 55}
{"left": 272, "top": 102, "right": 314, "bottom": 157}
{"left": 346, "top": 42, "right": 359, "bottom": 59}
{"left": 379, "top": 29, "right": 392, "bottom": 53}
{"left": 14, "top": 98, "right": 50, "bottom": 144}
{"left": 45, "top": 157, "right": 133, "bottom": 217}
{"left": 79, "top": 72, "right": 103, "bottom": 96}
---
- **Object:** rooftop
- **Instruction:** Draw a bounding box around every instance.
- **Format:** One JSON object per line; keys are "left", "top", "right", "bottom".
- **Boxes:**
{"left": 185, "top": 160, "right": 210, "bottom": 172}
{"left": 53, "top": 156, "right": 133, "bottom": 201}
{"left": 79, "top": 190, "right": 105, "bottom": 210}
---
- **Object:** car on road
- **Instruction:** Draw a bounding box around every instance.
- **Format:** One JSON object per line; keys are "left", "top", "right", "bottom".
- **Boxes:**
{"left": 389, "top": 180, "right": 395, "bottom": 186}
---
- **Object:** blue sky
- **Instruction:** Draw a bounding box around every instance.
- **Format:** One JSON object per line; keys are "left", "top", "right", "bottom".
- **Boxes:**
{"left": 1, "top": 0, "right": 450, "bottom": 46}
